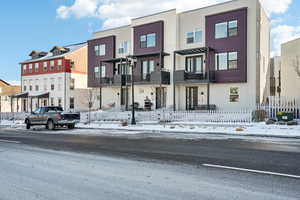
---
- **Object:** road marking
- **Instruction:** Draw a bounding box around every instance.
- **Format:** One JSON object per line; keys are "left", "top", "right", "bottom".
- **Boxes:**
{"left": 202, "top": 163, "right": 300, "bottom": 179}
{"left": 0, "top": 139, "right": 21, "bottom": 144}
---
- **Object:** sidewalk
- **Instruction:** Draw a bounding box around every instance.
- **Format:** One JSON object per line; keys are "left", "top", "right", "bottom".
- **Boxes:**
{"left": 77, "top": 121, "right": 300, "bottom": 139}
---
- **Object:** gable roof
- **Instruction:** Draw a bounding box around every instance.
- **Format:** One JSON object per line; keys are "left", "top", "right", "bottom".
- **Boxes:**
{"left": 0, "top": 79, "right": 10, "bottom": 86}
{"left": 20, "top": 42, "right": 87, "bottom": 64}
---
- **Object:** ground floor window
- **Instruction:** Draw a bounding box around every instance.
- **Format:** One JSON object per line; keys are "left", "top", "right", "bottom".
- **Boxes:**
{"left": 229, "top": 87, "right": 239, "bottom": 102}
{"left": 50, "top": 98, "right": 54, "bottom": 106}
{"left": 58, "top": 98, "right": 62, "bottom": 107}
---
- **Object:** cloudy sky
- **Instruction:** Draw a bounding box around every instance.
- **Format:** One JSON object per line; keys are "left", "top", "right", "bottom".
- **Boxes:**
{"left": 0, "top": 0, "right": 300, "bottom": 83}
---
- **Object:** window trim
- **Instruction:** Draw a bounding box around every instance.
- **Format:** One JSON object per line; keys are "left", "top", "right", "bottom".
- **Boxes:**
{"left": 215, "top": 20, "right": 238, "bottom": 39}
{"left": 140, "top": 33, "right": 156, "bottom": 48}
{"left": 215, "top": 51, "right": 238, "bottom": 71}
{"left": 186, "top": 29, "right": 202, "bottom": 44}
{"left": 141, "top": 59, "right": 155, "bottom": 80}
{"left": 185, "top": 55, "right": 204, "bottom": 73}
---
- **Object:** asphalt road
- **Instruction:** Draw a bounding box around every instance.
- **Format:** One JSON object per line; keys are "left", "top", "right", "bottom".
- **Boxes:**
{"left": 0, "top": 128, "right": 300, "bottom": 199}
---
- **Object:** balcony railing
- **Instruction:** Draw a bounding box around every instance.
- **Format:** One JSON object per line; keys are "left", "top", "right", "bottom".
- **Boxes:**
{"left": 174, "top": 70, "right": 215, "bottom": 84}
{"left": 134, "top": 71, "right": 170, "bottom": 85}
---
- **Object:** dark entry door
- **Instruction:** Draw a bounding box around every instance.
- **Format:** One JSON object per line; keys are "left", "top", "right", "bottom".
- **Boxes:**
{"left": 156, "top": 87, "right": 166, "bottom": 109}
{"left": 186, "top": 87, "right": 198, "bottom": 110}
{"left": 121, "top": 87, "right": 128, "bottom": 109}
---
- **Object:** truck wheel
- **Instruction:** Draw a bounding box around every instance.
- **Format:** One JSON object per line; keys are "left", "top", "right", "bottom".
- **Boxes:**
{"left": 47, "top": 120, "right": 55, "bottom": 130}
{"left": 25, "top": 120, "right": 31, "bottom": 130}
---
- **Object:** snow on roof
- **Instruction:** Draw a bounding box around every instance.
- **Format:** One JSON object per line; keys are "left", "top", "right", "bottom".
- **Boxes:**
{"left": 20, "top": 42, "right": 87, "bottom": 64}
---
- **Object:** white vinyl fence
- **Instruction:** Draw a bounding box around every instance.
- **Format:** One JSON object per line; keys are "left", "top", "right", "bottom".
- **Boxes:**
{"left": 81, "top": 110, "right": 253, "bottom": 124}
{"left": 0, "top": 112, "right": 28, "bottom": 121}
{"left": 265, "top": 96, "right": 300, "bottom": 119}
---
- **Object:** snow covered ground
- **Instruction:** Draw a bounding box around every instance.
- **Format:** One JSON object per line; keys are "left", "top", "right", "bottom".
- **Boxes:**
{"left": 1, "top": 119, "right": 300, "bottom": 138}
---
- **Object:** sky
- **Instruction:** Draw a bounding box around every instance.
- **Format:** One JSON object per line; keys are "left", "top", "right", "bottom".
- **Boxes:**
{"left": 0, "top": 0, "right": 300, "bottom": 84}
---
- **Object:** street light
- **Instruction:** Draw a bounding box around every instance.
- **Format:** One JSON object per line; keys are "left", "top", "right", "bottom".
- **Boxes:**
{"left": 126, "top": 56, "right": 137, "bottom": 125}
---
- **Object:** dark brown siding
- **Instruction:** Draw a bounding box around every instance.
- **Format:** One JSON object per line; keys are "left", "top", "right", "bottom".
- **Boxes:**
{"left": 206, "top": 8, "right": 248, "bottom": 83}
{"left": 88, "top": 36, "right": 115, "bottom": 87}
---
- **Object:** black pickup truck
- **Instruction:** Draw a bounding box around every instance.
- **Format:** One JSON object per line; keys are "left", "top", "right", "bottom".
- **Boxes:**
{"left": 25, "top": 106, "right": 80, "bottom": 130}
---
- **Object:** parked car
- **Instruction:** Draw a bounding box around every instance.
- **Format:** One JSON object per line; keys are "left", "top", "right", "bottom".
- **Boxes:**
{"left": 25, "top": 106, "right": 80, "bottom": 130}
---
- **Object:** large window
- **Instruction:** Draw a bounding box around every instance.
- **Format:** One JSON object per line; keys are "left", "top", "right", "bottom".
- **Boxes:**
{"left": 140, "top": 33, "right": 156, "bottom": 48}
{"left": 215, "top": 20, "right": 238, "bottom": 39}
{"left": 94, "top": 66, "right": 106, "bottom": 78}
{"left": 141, "top": 60, "right": 155, "bottom": 80}
{"left": 117, "top": 64, "right": 130, "bottom": 75}
{"left": 94, "top": 67, "right": 100, "bottom": 79}
{"left": 118, "top": 41, "right": 129, "bottom": 54}
{"left": 95, "top": 44, "right": 106, "bottom": 56}
{"left": 186, "top": 56, "right": 204, "bottom": 73}
{"left": 57, "top": 59, "right": 62, "bottom": 71}
{"left": 50, "top": 60, "right": 55, "bottom": 71}
{"left": 186, "top": 29, "right": 202, "bottom": 44}
{"left": 215, "top": 52, "right": 238, "bottom": 70}
{"left": 43, "top": 62, "right": 48, "bottom": 72}
{"left": 34, "top": 63, "right": 39, "bottom": 72}
{"left": 29, "top": 64, "right": 33, "bottom": 73}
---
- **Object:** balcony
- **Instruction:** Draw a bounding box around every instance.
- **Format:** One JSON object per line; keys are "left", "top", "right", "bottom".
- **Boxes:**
{"left": 174, "top": 70, "right": 215, "bottom": 84}
{"left": 135, "top": 71, "right": 170, "bottom": 85}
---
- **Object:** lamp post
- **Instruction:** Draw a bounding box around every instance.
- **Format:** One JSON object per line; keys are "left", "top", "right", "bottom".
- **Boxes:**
{"left": 99, "top": 61, "right": 102, "bottom": 110}
{"left": 127, "top": 57, "right": 137, "bottom": 125}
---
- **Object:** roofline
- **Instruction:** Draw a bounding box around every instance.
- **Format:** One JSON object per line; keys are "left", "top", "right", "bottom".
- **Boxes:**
{"left": 132, "top": 8, "right": 176, "bottom": 21}
{"left": 281, "top": 37, "right": 300, "bottom": 46}
{"left": 0, "top": 79, "right": 11, "bottom": 86}
{"left": 92, "top": 25, "right": 131, "bottom": 35}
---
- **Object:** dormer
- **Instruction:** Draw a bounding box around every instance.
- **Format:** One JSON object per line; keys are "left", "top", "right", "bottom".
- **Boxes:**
{"left": 29, "top": 51, "right": 47, "bottom": 59}
{"left": 50, "top": 46, "right": 70, "bottom": 56}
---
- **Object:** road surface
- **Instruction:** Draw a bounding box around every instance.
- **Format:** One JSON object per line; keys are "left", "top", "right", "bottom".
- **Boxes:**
{"left": 0, "top": 128, "right": 300, "bottom": 200}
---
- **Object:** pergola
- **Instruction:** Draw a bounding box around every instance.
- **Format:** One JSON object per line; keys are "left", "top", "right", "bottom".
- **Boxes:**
{"left": 173, "top": 47, "right": 214, "bottom": 111}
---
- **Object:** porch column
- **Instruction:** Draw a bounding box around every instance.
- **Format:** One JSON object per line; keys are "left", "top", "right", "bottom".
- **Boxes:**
{"left": 206, "top": 47, "right": 210, "bottom": 110}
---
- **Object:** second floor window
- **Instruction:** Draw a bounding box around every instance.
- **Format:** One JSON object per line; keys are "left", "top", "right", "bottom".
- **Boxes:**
{"left": 29, "top": 64, "right": 33, "bottom": 73}
{"left": 141, "top": 60, "right": 155, "bottom": 80}
{"left": 95, "top": 44, "right": 106, "bottom": 56}
{"left": 186, "top": 29, "right": 202, "bottom": 44}
{"left": 215, "top": 51, "right": 238, "bottom": 70}
{"left": 140, "top": 33, "right": 156, "bottom": 48}
{"left": 94, "top": 67, "right": 100, "bottom": 79}
{"left": 215, "top": 20, "right": 238, "bottom": 39}
{"left": 43, "top": 62, "right": 48, "bottom": 72}
{"left": 119, "top": 41, "right": 129, "bottom": 54}
{"left": 23, "top": 65, "right": 27, "bottom": 73}
{"left": 186, "top": 56, "right": 204, "bottom": 73}
{"left": 50, "top": 61, "right": 55, "bottom": 71}
{"left": 57, "top": 59, "right": 62, "bottom": 71}
{"left": 35, "top": 63, "right": 39, "bottom": 72}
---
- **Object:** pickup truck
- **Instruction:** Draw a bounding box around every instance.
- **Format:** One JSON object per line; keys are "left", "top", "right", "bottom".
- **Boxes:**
{"left": 25, "top": 106, "right": 80, "bottom": 130}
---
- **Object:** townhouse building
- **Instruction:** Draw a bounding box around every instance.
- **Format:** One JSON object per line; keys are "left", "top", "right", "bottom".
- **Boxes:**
{"left": 0, "top": 80, "right": 21, "bottom": 112}
{"left": 88, "top": 0, "right": 270, "bottom": 111}
{"left": 20, "top": 42, "right": 89, "bottom": 112}
{"left": 281, "top": 38, "right": 300, "bottom": 98}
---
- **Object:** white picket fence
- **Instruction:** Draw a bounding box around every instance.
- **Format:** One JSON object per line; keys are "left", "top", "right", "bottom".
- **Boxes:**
{"left": 0, "top": 112, "right": 28, "bottom": 121}
{"left": 265, "top": 96, "right": 300, "bottom": 119}
{"left": 81, "top": 110, "right": 253, "bottom": 123}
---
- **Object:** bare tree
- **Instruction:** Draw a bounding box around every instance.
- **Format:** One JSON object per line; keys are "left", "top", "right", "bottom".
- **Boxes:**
{"left": 87, "top": 88, "right": 98, "bottom": 124}
{"left": 293, "top": 55, "right": 300, "bottom": 78}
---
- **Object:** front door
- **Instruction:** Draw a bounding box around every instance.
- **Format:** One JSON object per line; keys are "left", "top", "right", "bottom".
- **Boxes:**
{"left": 186, "top": 87, "right": 198, "bottom": 110}
{"left": 156, "top": 87, "right": 166, "bottom": 109}
{"left": 121, "top": 87, "right": 129, "bottom": 110}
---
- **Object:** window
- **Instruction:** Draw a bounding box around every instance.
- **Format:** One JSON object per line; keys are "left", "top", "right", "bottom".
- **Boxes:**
{"left": 43, "top": 62, "right": 48, "bottom": 72}
{"left": 57, "top": 59, "right": 62, "bottom": 71}
{"left": 101, "top": 66, "right": 106, "bottom": 78}
{"left": 29, "top": 64, "right": 33, "bottom": 73}
{"left": 186, "top": 29, "right": 202, "bottom": 44}
{"left": 141, "top": 60, "right": 155, "bottom": 80}
{"left": 215, "top": 51, "right": 238, "bottom": 70}
{"left": 230, "top": 87, "right": 239, "bottom": 102}
{"left": 186, "top": 56, "right": 203, "bottom": 73}
{"left": 29, "top": 85, "right": 32, "bottom": 91}
{"left": 50, "top": 60, "right": 55, "bottom": 71}
{"left": 140, "top": 33, "right": 156, "bottom": 48}
{"left": 215, "top": 20, "right": 238, "bottom": 39}
{"left": 215, "top": 22, "right": 228, "bottom": 39}
{"left": 23, "top": 65, "right": 27, "bottom": 73}
{"left": 35, "top": 63, "right": 39, "bottom": 72}
{"left": 94, "top": 67, "right": 100, "bottom": 79}
{"left": 23, "top": 85, "right": 27, "bottom": 91}
{"left": 70, "top": 97, "right": 74, "bottom": 109}
{"left": 119, "top": 41, "right": 129, "bottom": 54}
{"left": 117, "top": 64, "right": 130, "bottom": 75}
{"left": 228, "top": 52, "right": 238, "bottom": 69}
{"left": 228, "top": 20, "right": 238, "bottom": 37}
{"left": 94, "top": 44, "right": 106, "bottom": 56}
{"left": 35, "top": 85, "right": 39, "bottom": 91}
{"left": 215, "top": 53, "right": 228, "bottom": 70}
{"left": 70, "top": 78, "right": 75, "bottom": 90}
